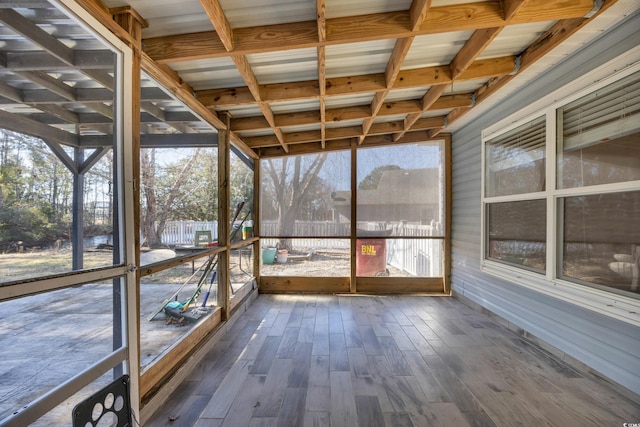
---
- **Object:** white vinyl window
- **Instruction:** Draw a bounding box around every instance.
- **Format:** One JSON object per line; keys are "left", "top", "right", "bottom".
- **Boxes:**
{"left": 482, "top": 63, "right": 640, "bottom": 323}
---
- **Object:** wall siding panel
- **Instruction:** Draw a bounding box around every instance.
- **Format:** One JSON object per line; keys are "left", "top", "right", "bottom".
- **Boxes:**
{"left": 450, "top": 11, "right": 640, "bottom": 395}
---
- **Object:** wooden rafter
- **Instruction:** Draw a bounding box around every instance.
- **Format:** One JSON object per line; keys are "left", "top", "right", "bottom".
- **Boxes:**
{"left": 0, "top": 0, "right": 613, "bottom": 159}
{"left": 317, "top": 0, "right": 327, "bottom": 148}
{"left": 143, "top": 1, "right": 596, "bottom": 63}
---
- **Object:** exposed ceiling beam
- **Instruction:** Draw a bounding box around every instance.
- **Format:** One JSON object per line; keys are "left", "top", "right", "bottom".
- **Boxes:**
{"left": 231, "top": 94, "right": 472, "bottom": 133}
{"left": 143, "top": 0, "right": 596, "bottom": 63}
{"left": 198, "top": 56, "right": 515, "bottom": 108}
{"left": 442, "top": 0, "right": 616, "bottom": 135}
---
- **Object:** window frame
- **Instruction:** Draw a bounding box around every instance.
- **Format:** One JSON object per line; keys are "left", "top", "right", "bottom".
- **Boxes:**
{"left": 480, "top": 54, "right": 640, "bottom": 327}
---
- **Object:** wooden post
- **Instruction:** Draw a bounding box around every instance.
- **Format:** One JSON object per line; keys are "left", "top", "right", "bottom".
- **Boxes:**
{"left": 350, "top": 141, "right": 357, "bottom": 293}
{"left": 253, "top": 159, "right": 261, "bottom": 287}
{"left": 218, "top": 112, "right": 232, "bottom": 320}
{"left": 111, "top": 5, "right": 146, "bottom": 417}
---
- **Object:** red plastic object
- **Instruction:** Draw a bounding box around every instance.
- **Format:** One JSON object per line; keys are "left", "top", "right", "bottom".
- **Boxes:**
{"left": 356, "top": 239, "right": 387, "bottom": 276}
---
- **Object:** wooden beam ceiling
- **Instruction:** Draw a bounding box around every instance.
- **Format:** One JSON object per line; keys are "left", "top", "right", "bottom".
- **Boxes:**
{"left": 136, "top": 0, "right": 606, "bottom": 154}
{"left": 0, "top": 0, "right": 616, "bottom": 159}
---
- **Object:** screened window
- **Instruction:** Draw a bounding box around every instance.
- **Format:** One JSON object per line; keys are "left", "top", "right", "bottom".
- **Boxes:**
{"left": 260, "top": 151, "right": 351, "bottom": 238}
{"left": 357, "top": 143, "right": 445, "bottom": 237}
{"left": 356, "top": 142, "right": 445, "bottom": 278}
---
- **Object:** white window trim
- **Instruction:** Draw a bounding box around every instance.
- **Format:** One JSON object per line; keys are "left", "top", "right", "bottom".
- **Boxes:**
{"left": 481, "top": 49, "right": 640, "bottom": 327}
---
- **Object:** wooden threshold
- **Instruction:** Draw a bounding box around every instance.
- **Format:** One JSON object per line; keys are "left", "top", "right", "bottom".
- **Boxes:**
{"left": 259, "top": 276, "right": 444, "bottom": 294}
{"left": 259, "top": 276, "right": 350, "bottom": 293}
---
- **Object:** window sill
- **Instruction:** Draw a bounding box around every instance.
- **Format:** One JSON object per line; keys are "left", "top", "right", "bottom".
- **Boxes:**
{"left": 482, "top": 260, "right": 640, "bottom": 327}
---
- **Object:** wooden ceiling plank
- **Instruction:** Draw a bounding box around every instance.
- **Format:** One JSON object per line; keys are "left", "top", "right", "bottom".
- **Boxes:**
{"left": 461, "top": 56, "right": 516, "bottom": 80}
{"left": 16, "top": 70, "right": 75, "bottom": 101}
{"left": 410, "top": 0, "right": 433, "bottom": 31}
{"left": 36, "top": 103, "right": 81, "bottom": 124}
{"left": 83, "top": 101, "right": 114, "bottom": 120}
{"left": 199, "top": 0, "right": 235, "bottom": 51}
{"left": 450, "top": 27, "right": 502, "bottom": 80}
{"left": 443, "top": 11, "right": 605, "bottom": 134}
{"left": 232, "top": 115, "right": 272, "bottom": 132}
{"left": 143, "top": 31, "right": 226, "bottom": 63}
{"left": 245, "top": 134, "right": 282, "bottom": 148}
{"left": 317, "top": 0, "right": 327, "bottom": 42}
{"left": 232, "top": 55, "right": 263, "bottom": 102}
{"left": 325, "top": 73, "right": 387, "bottom": 96}
{"left": 200, "top": 56, "right": 515, "bottom": 109}
{"left": 396, "top": 83, "right": 449, "bottom": 140}
{"left": 317, "top": 0, "right": 327, "bottom": 148}
{"left": 144, "top": 1, "right": 595, "bottom": 63}
{"left": 326, "top": 105, "right": 372, "bottom": 122}
{"left": 393, "top": 65, "right": 451, "bottom": 89}
{"left": 5, "top": 51, "right": 115, "bottom": 71}
{"left": 140, "top": 52, "right": 227, "bottom": 132}
{"left": 261, "top": 80, "right": 320, "bottom": 102}
{"left": 141, "top": 101, "right": 166, "bottom": 121}
{"left": 198, "top": 87, "right": 256, "bottom": 107}
{"left": 363, "top": 0, "right": 429, "bottom": 144}
{"left": 233, "top": 93, "right": 471, "bottom": 133}
{"left": 502, "top": 0, "right": 529, "bottom": 21}
{"left": 283, "top": 129, "right": 323, "bottom": 144}
{"left": 0, "top": 108, "right": 77, "bottom": 146}
{"left": 0, "top": 9, "right": 74, "bottom": 65}
{"left": 318, "top": 45, "right": 327, "bottom": 148}
{"left": 385, "top": 36, "right": 415, "bottom": 89}
{"left": 0, "top": 79, "right": 22, "bottom": 102}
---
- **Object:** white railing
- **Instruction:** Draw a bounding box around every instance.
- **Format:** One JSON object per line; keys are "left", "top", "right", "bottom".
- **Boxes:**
{"left": 160, "top": 221, "right": 218, "bottom": 245}
{"left": 160, "top": 220, "right": 443, "bottom": 276}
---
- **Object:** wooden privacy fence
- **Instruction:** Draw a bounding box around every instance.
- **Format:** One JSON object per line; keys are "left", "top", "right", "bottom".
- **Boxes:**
{"left": 160, "top": 220, "right": 443, "bottom": 277}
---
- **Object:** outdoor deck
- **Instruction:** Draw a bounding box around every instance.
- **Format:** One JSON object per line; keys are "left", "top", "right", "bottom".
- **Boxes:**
{"left": 146, "top": 294, "right": 640, "bottom": 426}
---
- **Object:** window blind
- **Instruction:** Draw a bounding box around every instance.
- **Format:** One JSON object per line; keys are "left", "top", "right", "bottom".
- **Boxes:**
{"left": 560, "top": 70, "right": 640, "bottom": 151}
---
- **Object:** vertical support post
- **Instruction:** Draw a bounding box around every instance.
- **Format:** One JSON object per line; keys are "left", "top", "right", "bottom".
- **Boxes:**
{"left": 112, "top": 5, "right": 146, "bottom": 418}
{"left": 350, "top": 141, "right": 357, "bottom": 293}
{"left": 218, "top": 112, "right": 232, "bottom": 320}
{"left": 443, "top": 135, "right": 452, "bottom": 294}
{"left": 253, "top": 159, "right": 261, "bottom": 287}
{"left": 72, "top": 147, "right": 85, "bottom": 270}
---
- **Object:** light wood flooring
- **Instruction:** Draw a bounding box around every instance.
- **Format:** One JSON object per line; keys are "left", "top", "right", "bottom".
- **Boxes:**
{"left": 146, "top": 294, "right": 640, "bottom": 426}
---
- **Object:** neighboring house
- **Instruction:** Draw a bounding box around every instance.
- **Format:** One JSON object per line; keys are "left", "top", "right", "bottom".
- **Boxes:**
{"left": 332, "top": 168, "right": 441, "bottom": 225}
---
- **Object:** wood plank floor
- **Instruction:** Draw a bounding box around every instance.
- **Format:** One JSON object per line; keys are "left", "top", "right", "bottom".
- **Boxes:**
{"left": 146, "top": 294, "right": 640, "bottom": 427}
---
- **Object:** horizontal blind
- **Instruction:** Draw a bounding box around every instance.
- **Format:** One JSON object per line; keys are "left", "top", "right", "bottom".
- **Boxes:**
{"left": 561, "top": 70, "right": 640, "bottom": 151}
{"left": 486, "top": 116, "right": 546, "bottom": 170}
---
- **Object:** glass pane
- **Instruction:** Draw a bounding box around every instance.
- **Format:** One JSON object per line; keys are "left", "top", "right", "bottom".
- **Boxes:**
{"left": 0, "top": 281, "right": 121, "bottom": 422}
{"left": 558, "top": 71, "right": 640, "bottom": 189}
{"left": 260, "top": 238, "right": 349, "bottom": 276}
{"left": 561, "top": 191, "right": 640, "bottom": 296}
{"left": 260, "top": 151, "right": 351, "bottom": 238}
{"left": 356, "top": 238, "right": 443, "bottom": 277}
{"left": 487, "top": 200, "right": 546, "bottom": 271}
{"left": 558, "top": 130, "right": 640, "bottom": 188}
{"left": 356, "top": 142, "right": 445, "bottom": 237}
{"left": 485, "top": 117, "right": 546, "bottom": 197}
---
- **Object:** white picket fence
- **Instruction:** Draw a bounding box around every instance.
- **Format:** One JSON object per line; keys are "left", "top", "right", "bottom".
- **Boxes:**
{"left": 160, "top": 220, "right": 443, "bottom": 276}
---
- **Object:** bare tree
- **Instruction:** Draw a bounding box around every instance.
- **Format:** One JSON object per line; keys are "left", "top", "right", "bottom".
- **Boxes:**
{"left": 140, "top": 148, "right": 202, "bottom": 247}
{"left": 263, "top": 153, "right": 327, "bottom": 250}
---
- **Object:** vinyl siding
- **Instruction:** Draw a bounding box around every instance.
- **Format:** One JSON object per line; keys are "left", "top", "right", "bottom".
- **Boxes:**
{"left": 450, "top": 11, "right": 640, "bottom": 395}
